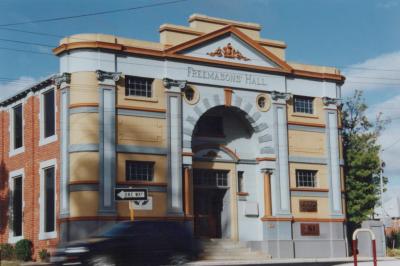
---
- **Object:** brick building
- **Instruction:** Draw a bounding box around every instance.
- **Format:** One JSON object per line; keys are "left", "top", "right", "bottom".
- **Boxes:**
{"left": 0, "top": 14, "right": 347, "bottom": 258}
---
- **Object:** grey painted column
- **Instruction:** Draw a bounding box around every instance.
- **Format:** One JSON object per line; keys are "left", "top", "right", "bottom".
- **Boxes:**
{"left": 323, "top": 97, "right": 343, "bottom": 217}
{"left": 56, "top": 73, "right": 71, "bottom": 219}
{"left": 271, "top": 91, "right": 291, "bottom": 216}
{"left": 96, "top": 70, "right": 121, "bottom": 216}
{"left": 164, "top": 78, "right": 186, "bottom": 216}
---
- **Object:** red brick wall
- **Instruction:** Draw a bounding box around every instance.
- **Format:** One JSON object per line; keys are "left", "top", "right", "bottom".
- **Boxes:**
{"left": 0, "top": 89, "right": 61, "bottom": 260}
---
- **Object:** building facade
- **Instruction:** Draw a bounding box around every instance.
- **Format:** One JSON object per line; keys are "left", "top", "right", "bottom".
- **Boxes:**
{"left": 0, "top": 14, "right": 346, "bottom": 258}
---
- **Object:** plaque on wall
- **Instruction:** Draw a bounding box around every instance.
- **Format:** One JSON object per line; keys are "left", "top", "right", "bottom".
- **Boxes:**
{"left": 299, "top": 200, "right": 318, "bottom": 212}
{"left": 300, "top": 223, "right": 320, "bottom": 236}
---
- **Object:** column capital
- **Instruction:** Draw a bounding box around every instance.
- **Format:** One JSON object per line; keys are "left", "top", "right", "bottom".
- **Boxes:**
{"left": 322, "top": 97, "right": 341, "bottom": 107}
{"left": 271, "top": 91, "right": 291, "bottom": 102}
{"left": 261, "top": 168, "right": 274, "bottom": 175}
{"left": 54, "top": 72, "right": 71, "bottom": 87}
{"left": 96, "top": 70, "right": 122, "bottom": 82}
{"left": 163, "top": 78, "right": 187, "bottom": 90}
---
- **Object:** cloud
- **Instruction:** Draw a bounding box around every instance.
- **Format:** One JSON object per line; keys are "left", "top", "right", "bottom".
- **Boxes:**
{"left": 0, "top": 76, "right": 37, "bottom": 102}
{"left": 342, "top": 51, "right": 400, "bottom": 96}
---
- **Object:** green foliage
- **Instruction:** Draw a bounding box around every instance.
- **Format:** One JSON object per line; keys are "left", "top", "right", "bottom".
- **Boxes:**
{"left": 0, "top": 243, "right": 15, "bottom": 260}
{"left": 14, "top": 239, "right": 32, "bottom": 261}
{"left": 342, "top": 90, "right": 388, "bottom": 232}
{"left": 38, "top": 248, "right": 49, "bottom": 262}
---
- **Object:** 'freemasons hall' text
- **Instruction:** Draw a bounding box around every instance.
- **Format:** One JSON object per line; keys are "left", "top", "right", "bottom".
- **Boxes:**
{"left": 187, "top": 67, "right": 267, "bottom": 86}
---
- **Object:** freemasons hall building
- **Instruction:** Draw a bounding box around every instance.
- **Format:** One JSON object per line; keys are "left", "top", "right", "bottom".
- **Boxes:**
{"left": 0, "top": 14, "right": 346, "bottom": 258}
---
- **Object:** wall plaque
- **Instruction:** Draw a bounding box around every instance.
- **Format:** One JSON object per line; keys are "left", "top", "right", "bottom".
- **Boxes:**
{"left": 300, "top": 223, "right": 320, "bottom": 236}
{"left": 299, "top": 200, "right": 318, "bottom": 212}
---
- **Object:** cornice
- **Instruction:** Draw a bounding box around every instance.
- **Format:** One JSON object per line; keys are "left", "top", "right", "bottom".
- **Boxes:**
{"left": 96, "top": 70, "right": 122, "bottom": 82}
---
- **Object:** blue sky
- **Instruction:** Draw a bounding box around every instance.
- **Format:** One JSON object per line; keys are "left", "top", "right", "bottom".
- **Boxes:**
{"left": 1, "top": 0, "right": 400, "bottom": 197}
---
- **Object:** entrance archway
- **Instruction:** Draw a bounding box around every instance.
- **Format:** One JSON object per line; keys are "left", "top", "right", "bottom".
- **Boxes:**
{"left": 191, "top": 105, "right": 258, "bottom": 239}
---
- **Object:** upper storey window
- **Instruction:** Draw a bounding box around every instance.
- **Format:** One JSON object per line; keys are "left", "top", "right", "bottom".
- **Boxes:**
{"left": 294, "top": 96, "right": 314, "bottom": 114}
{"left": 125, "top": 76, "right": 153, "bottom": 98}
{"left": 13, "top": 104, "right": 23, "bottom": 150}
{"left": 296, "top": 170, "right": 317, "bottom": 187}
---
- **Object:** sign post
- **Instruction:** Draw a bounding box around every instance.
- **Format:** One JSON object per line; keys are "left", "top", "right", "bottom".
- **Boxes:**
{"left": 114, "top": 188, "right": 148, "bottom": 222}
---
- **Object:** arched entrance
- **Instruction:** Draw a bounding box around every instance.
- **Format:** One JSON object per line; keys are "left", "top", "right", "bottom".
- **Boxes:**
{"left": 191, "top": 106, "right": 258, "bottom": 239}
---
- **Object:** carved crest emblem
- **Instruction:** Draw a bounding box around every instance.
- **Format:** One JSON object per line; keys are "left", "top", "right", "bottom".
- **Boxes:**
{"left": 207, "top": 43, "right": 250, "bottom": 61}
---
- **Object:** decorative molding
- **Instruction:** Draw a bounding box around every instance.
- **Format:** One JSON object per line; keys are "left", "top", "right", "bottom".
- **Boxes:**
{"left": 271, "top": 91, "right": 291, "bottom": 101}
{"left": 54, "top": 72, "right": 71, "bottom": 86}
{"left": 207, "top": 43, "right": 250, "bottom": 61}
{"left": 95, "top": 70, "right": 122, "bottom": 82}
{"left": 59, "top": 215, "right": 194, "bottom": 222}
{"left": 163, "top": 78, "right": 187, "bottom": 89}
{"left": 322, "top": 97, "right": 341, "bottom": 106}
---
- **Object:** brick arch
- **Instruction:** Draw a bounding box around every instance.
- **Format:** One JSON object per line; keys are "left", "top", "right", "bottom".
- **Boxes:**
{"left": 183, "top": 93, "right": 274, "bottom": 156}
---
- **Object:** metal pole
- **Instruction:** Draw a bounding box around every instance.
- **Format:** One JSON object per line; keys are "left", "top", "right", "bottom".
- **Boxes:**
{"left": 372, "top": 239, "right": 377, "bottom": 266}
{"left": 129, "top": 200, "right": 135, "bottom": 221}
{"left": 352, "top": 239, "right": 358, "bottom": 266}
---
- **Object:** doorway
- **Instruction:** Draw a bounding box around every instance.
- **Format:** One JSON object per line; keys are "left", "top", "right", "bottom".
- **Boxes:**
{"left": 193, "top": 169, "right": 229, "bottom": 238}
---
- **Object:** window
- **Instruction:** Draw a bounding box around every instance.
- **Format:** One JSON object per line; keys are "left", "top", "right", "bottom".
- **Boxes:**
{"left": 184, "top": 87, "right": 195, "bottom": 102}
{"left": 43, "top": 89, "right": 55, "bottom": 138}
{"left": 13, "top": 104, "right": 23, "bottom": 150}
{"left": 193, "top": 169, "right": 228, "bottom": 188}
{"left": 237, "top": 171, "right": 244, "bottom": 192}
{"left": 39, "top": 160, "right": 56, "bottom": 240}
{"left": 294, "top": 96, "right": 314, "bottom": 114}
{"left": 296, "top": 170, "right": 317, "bottom": 187}
{"left": 126, "top": 161, "right": 154, "bottom": 181}
{"left": 125, "top": 76, "right": 153, "bottom": 98}
{"left": 194, "top": 116, "right": 224, "bottom": 137}
{"left": 10, "top": 174, "right": 23, "bottom": 241}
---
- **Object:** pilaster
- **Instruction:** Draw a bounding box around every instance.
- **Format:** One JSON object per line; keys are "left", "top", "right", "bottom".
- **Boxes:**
{"left": 323, "top": 97, "right": 343, "bottom": 217}
{"left": 55, "top": 73, "right": 71, "bottom": 219}
{"left": 271, "top": 91, "right": 291, "bottom": 217}
{"left": 164, "top": 78, "right": 186, "bottom": 216}
{"left": 96, "top": 70, "right": 121, "bottom": 216}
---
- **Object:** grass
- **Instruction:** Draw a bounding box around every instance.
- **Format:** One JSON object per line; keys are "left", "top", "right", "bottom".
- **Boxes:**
{"left": 387, "top": 248, "right": 400, "bottom": 257}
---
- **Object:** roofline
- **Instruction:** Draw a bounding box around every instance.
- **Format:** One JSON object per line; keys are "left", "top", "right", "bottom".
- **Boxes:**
{"left": 0, "top": 74, "right": 57, "bottom": 107}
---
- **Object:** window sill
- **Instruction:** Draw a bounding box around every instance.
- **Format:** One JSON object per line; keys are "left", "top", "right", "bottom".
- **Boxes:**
{"left": 39, "top": 231, "right": 57, "bottom": 240}
{"left": 292, "top": 113, "right": 319, "bottom": 119}
{"left": 237, "top": 192, "right": 249, "bottom": 196}
{"left": 9, "top": 146, "right": 25, "bottom": 157}
{"left": 124, "top": 96, "right": 159, "bottom": 103}
{"left": 39, "top": 135, "right": 58, "bottom": 147}
{"left": 8, "top": 235, "right": 24, "bottom": 244}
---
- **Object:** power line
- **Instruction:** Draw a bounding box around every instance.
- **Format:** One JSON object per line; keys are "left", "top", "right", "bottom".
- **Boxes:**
{"left": 0, "top": 38, "right": 53, "bottom": 48}
{"left": 0, "top": 0, "right": 189, "bottom": 27}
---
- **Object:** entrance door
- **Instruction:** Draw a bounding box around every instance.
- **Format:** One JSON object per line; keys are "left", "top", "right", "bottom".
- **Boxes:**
{"left": 193, "top": 169, "right": 229, "bottom": 238}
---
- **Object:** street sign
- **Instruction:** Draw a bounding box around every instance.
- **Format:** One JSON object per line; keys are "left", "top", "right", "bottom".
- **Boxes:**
{"left": 114, "top": 188, "right": 148, "bottom": 201}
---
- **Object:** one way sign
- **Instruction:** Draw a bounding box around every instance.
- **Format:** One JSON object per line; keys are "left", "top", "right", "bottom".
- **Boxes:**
{"left": 114, "top": 188, "right": 148, "bottom": 201}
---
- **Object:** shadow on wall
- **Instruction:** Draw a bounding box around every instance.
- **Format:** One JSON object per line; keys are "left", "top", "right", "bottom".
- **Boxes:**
{"left": 0, "top": 160, "right": 9, "bottom": 236}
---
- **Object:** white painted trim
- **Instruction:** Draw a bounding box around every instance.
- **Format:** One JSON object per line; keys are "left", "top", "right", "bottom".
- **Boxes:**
{"left": 8, "top": 101, "right": 25, "bottom": 157}
{"left": 38, "top": 159, "right": 58, "bottom": 240}
{"left": 39, "top": 86, "right": 58, "bottom": 147}
{"left": 8, "top": 168, "right": 24, "bottom": 243}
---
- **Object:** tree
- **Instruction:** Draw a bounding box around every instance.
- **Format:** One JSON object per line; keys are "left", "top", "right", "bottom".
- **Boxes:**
{"left": 342, "top": 90, "right": 388, "bottom": 236}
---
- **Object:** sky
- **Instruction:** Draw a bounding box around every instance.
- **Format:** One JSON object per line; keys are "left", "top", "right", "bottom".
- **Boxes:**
{"left": 0, "top": 0, "right": 400, "bottom": 198}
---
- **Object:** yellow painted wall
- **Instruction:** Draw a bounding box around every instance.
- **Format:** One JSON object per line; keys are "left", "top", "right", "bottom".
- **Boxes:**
{"left": 287, "top": 97, "right": 325, "bottom": 125}
{"left": 288, "top": 130, "right": 326, "bottom": 157}
{"left": 70, "top": 152, "right": 99, "bottom": 182}
{"left": 289, "top": 163, "right": 328, "bottom": 189}
{"left": 291, "top": 197, "right": 330, "bottom": 218}
{"left": 189, "top": 20, "right": 260, "bottom": 40}
{"left": 117, "top": 192, "right": 167, "bottom": 217}
{"left": 261, "top": 45, "right": 285, "bottom": 60}
{"left": 70, "top": 113, "right": 99, "bottom": 145}
{"left": 70, "top": 72, "right": 99, "bottom": 105}
{"left": 117, "top": 116, "right": 166, "bottom": 147}
{"left": 117, "top": 153, "right": 167, "bottom": 183}
{"left": 70, "top": 191, "right": 98, "bottom": 217}
{"left": 116, "top": 78, "right": 166, "bottom": 110}
{"left": 160, "top": 30, "right": 198, "bottom": 46}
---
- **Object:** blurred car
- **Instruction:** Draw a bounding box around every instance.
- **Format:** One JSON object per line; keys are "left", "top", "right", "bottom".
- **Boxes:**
{"left": 51, "top": 220, "right": 201, "bottom": 266}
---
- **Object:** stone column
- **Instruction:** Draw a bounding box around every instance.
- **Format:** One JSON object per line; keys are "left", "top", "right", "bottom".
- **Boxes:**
{"left": 271, "top": 91, "right": 291, "bottom": 216}
{"left": 262, "top": 168, "right": 273, "bottom": 217}
{"left": 183, "top": 165, "right": 192, "bottom": 216}
{"left": 55, "top": 73, "right": 71, "bottom": 220}
{"left": 323, "top": 97, "right": 343, "bottom": 217}
{"left": 164, "top": 78, "right": 186, "bottom": 216}
{"left": 96, "top": 70, "right": 121, "bottom": 216}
